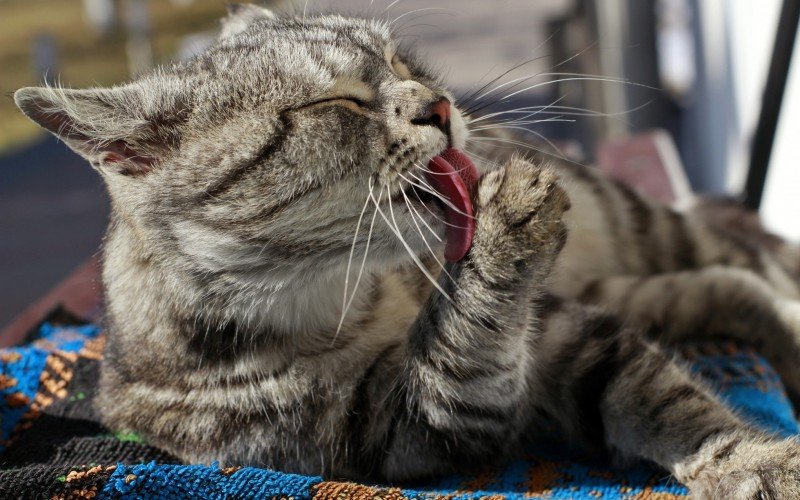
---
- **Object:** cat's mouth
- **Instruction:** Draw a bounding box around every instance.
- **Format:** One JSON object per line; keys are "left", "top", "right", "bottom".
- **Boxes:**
{"left": 398, "top": 149, "right": 478, "bottom": 262}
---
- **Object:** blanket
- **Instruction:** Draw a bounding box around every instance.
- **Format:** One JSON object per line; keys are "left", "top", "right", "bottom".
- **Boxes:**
{"left": 1, "top": 320, "right": 798, "bottom": 499}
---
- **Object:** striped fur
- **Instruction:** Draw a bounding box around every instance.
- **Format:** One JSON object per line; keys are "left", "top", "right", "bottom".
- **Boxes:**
{"left": 13, "top": 5, "right": 800, "bottom": 498}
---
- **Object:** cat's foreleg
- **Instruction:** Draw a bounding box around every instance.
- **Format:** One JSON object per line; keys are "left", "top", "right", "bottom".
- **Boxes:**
{"left": 578, "top": 268, "right": 800, "bottom": 394}
{"left": 377, "top": 157, "right": 570, "bottom": 480}
{"left": 535, "top": 303, "right": 800, "bottom": 499}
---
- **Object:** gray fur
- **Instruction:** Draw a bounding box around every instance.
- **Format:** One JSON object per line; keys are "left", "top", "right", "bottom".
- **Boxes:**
{"left": 14, "top": 6, "right": 800, "bottom": 498}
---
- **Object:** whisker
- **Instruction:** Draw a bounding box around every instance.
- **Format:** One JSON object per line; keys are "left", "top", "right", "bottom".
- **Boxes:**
{"left": 407, "top": 172, "right": 472, "bottom": 231}
{"left": 464, "top": 72, "right": 656, "bottom": 118}
{"left": 466, "top": 95, "right": 568, "bottom": 124}
{"left": 389, "top": 7, "right": 456, "bottom": 28}
{"left": 469, "top": 118, "right": 576, "bottom": 133}
{"left": 397, "top": 172, "right": 469, "bottom": 225}
{"left": 338, "top": 191, "right": 372, "bottom": 334}
{"left": 397, "top": 171, "right": 473, "bottom": 224}
{"left": 458, "top": 31, "right": 560, "bottom": 108}
{"left": 398, "top": 180, "right": 442, "bottom": 242}
{"left": 400, "top": 184, "right": 456, "bottom": 285}
{"left": 471, "top": 116, "right": 574, "bottom": 129}
{"left": 371, "top": 180, "right": 452, "bottom": 302}
{"left": 551, "top": 40, "right": 598, "bottom": 70}
{"left": 384, "top": 0, "right": 404, "bottom": 12}
{"left": 471, "top": 70, "right": 557, "bottom": 103}
{"left": 468, "top": 135, "right": 572, "bottom": 163}
{"left": 335, "top": 185, "right": 382, "bottom": 338}
{"left": 459, "top": 37, "right": 600, "bottom": 113}
{"left": 463, "top": 71, "right": 575, "bottom": 116}
{"left": 458, "top": 56, "right": 549, "bottom": 108}
{"left": 393, "top": 12, "right": 457, "bottom": 34}
{"left": 412, "top": 162, "right": 474, "bottom": 177}
{"left": 456, "top": 63, "right": 499, "bottom": 105}
{"left": 502, "top": 74, "right": 658, "bottom": 101}
{"left": 470, "top": 100, "right": 653, "bottom": 131}
{"left": 461, "top": 149, "right": 503, "bottom": 171}
{"left": 404, "top": 171, "right": 476, "bottom": 220}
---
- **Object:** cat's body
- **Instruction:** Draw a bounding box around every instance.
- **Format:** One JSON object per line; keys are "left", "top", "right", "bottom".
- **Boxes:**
{"left": 14, "top": 5, "right": 800, "bottom": 497}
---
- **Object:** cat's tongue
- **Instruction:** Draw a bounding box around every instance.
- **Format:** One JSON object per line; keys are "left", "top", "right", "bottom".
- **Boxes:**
{"left": 425, "top": 149, "right": 479, "bottom": 262}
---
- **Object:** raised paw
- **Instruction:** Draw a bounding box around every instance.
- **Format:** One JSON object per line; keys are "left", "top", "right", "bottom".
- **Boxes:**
{"left": 690, "top": 437, "right": 800, "bottom": 499}
{"left": 470, "top": 157, "right": 570, "bottom": 280}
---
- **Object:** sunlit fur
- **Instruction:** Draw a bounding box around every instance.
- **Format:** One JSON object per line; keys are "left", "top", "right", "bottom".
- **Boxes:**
{"left": 14, "top": 5, "right": 800, "bottom": 498}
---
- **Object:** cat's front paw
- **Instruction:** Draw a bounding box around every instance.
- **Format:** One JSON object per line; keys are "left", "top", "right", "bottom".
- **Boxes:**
{"left": 470, "top": 156, "right": 570, "bottom": 281}
{"left": 690, "top": 438, "right": 800, "bottom": 499}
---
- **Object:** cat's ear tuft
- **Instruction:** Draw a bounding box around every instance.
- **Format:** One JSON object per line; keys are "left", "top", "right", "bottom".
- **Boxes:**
{"left": 220, "top": 3, "right": 275, "bottom": 39}
{"left": 14, "top": 86, "right": 171, "bottom": 177}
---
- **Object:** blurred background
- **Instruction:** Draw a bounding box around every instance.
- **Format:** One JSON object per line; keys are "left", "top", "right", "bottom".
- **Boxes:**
{"left": 1, "top": 0, "right": 798, "bottom": 329}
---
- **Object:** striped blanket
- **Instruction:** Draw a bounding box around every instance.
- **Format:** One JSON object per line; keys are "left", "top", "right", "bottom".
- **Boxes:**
{"left": 1, "top": 320, "right": 797, "bottom": 499}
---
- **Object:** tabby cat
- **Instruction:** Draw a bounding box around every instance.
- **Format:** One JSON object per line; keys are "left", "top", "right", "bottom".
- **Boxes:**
{"left": 14, "top": 4, "right": 800, "bottom": 498}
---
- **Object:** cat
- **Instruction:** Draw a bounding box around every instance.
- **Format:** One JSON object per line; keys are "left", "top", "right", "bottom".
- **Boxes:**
{"left": 13, "top": 4, "right": 800, "bottom": 498}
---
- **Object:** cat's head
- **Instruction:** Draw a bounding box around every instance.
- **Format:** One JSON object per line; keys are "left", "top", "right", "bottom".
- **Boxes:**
{"left": 14, "top": 4, "right": 471, "bottom": 286}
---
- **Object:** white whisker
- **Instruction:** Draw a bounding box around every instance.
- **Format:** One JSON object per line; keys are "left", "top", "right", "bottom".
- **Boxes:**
{"left": 406, "top": 173, "right": 472, "bottom": 230}
{"left": 466, "top": 95, "right": 567, "bottom": 124}
{"left": 470, "top": 118, "right": 576, "bottom": 133}
{"left": 400, "top": 185, "right": 456, "bottom": 285}
{"left": 403, "top": 171, "right": 476, "bottom": 220}
{"left": 369, "top": 178, "right": 452, "bottom": 302}
{"left": 337, "top": 191, "right": 372, "bottom": 335}
{"left": 398, "top": 181, "right": 442, "bottom": 242}
{"left": 384, "top": 0, "right": 404, "bottom": 12}
{"left": 393, "top": 12, "right": 457, "bottom": 34}
{"left": 389, "top": 7, "right": 456, "bottom": 27}
{"left": 468, "top": 135, "right": 572, "bottom": 163}
{"left": 501, "top": 74, "right": 657, "bottom": 101}
{"left": 468, "top": 101, "right": 652, "bottom": 131}
{"left": 460, "top": 149, "right": 503, "bottom": 172}
{"left": 397, "top": 172, "right": 472, "bottom": 225}
{"left": 412, "top": 162, "right": 473, "bottom": 177}
{"left": 458, "top": 33, "right": 558, "bottom": 108}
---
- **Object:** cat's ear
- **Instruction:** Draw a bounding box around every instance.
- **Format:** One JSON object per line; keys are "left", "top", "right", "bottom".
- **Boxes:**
{"left": 14, "top": 85, "right": 177, "bottom": 177}
{"left": 220, "top": 3, "right": 275, "bottom": 39}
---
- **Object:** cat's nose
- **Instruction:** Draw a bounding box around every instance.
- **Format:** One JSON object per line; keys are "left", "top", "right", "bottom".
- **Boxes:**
{"left": 411, "top": 97, "right": 451, "bottom": 135}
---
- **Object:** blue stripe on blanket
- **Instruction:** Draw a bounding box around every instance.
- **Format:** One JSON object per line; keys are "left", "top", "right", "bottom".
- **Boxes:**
{"left": 1, "top": 323, "right": 796, "bottom": 499}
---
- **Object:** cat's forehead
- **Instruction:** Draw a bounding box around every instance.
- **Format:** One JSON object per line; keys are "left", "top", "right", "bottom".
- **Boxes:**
{"left": 307, "top": 15, "right": 394, "bottom": 49}
{"left": 230, "top": 15, "right": 393, "bottom": 63}
{"left": 163, "top": 15, "right": 417, "bottom": 115}
{"left": 215, "top": 16, "right": 395, "bottom": 83}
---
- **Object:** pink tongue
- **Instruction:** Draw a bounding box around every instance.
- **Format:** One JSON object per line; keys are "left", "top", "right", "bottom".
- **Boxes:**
{"left": 425, "top": 148, "right": 479, "bottom": 262}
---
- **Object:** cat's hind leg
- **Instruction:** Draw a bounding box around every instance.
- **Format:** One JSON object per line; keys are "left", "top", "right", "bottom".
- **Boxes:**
{"left": 577, "top": 267, "right": 800, "bottom": 395}
{"left": 554, "top": 158, "right": 800, "bottom": 300}
{"left": 534, "top": 301, "right": 800, "bottom": 499}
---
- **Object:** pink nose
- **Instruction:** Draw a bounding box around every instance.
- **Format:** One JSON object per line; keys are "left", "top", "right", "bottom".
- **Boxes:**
{"left": 427, "top": 97, "right": 451, "bottom": 127}
{"left": 412, "top": 97, "right": 451, "bottom": 135}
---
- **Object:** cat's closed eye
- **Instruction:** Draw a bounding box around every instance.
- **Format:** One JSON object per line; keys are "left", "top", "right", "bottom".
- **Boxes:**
{"left": 320, "top": 77, "right": 376, "bottom": 110}
{"left": 306, "top": 96, "right": 368, "bottom": 108}
{"left": 391, "top": 54, "right": 412, "bottom": 80}
{"left": 302, "top": 96, "right": 369, "bottom": 114}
